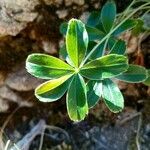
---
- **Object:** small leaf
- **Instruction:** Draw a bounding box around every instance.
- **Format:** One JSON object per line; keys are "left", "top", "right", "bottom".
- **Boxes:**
{"left": 60, "top": 22, "right": 68, "bottom": 35}
{"left": 113, "top": 19, "right": 137, "bottom": 36}
{"left": 87, "top": 11, "right": 101, "bottom": 27}
{"left": 115, "top": 65, "right": 147, "bottom": 83}
{"left": 35, "top": 74, "right": 72, "bottom": 102}
{"left": 59, "top": 44, "right": 67, "bottom": 60}
{"left": 80, "top": 54, "right": 128, "bottom": 80}
{"left": 67, "top": 74, "right": 88, "bottom": 121}
{"left": 96, "top": 21, "right": 105, "bottom": 33}
{"left": 132, "top": 19, "right": 144, "bottom": 36}
{"left": 143, "top": 69, "right": 150, "bottom": 86}
{"left": 59, "top": 45, "right": 75, "bottom": 66}
{"left": 101, "top": 1, "right": 116, "bottom": 32}
{"left": 86, "top": 25, "right": 105, "bottom": 41}
{"left": 102, "top": 79, "right": 124, "bottom": 112}
{"left": 110, "top": 39, "right": 126, "bottom": 55}
{"left": 26, "top": 53, "right": 74, "bottom": 79}
{"left": 87, "top": 41, "right": 105, "bottom": 60}
{"left": 86, "top": 80, "right": 102, "bottom": 108}
{"left": 66, "top": 19, "right": 88, "bottom": 67}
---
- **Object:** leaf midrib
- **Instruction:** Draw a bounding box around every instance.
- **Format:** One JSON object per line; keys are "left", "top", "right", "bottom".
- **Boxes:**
{"left": 28, "top": 62, "right": 74, "bottom": 71}
{"left": 81, "top": 63, "right": 127, "bottom": 70}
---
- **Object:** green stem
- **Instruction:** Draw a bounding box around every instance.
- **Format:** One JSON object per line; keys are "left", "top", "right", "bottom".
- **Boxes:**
{"left": 80, "top": 1, "right": 150, "bottom": 67}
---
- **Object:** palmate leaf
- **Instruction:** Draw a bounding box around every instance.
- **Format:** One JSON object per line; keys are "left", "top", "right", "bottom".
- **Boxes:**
{"left": 86, "top": 80, "right": 102, "bottom": 108}
{"left": 115, "top": 65, "right": 147, "bottom": 83}
{"left": 35, "top": 74, "right": 73, "bottom": 102}
{"left": 102, "top": 79, "right": 124, "bottom": 112}
{"left": 101, "top": 1, "right": 116, "bottom": 33}
{"left": 26, "top": 53, "right": 74, "bottom": 79}
{"left": 66, "top": 19, "right": 88, "bottom": 67}
{"left": 80, "top": 54, "right": 128, "bottom": 80}
{"left": 67, "top": 74, "right": 88, "bottom": 121}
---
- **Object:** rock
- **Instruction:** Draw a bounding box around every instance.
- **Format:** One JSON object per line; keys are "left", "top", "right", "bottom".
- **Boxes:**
{"left": 65, "top": 0, "right": 73, "bottom": 6}
{"left": 113, "top": 79, "right": 128, "bottom": 90}
{"left": 65, "top": 0, "right": 84, "bottom": 6}
{"left": 42, "top": 40, "right": 57, "bottom": 54}
{"left": 5, "top": 64, "right": 43, "bottom": 91}
{"left": 73, "top": 0, "right": 85, "bottom": 6}
{"left": 80, "top": 12, "right": 90, "bottom": 24}
{"left": 0, "top": 72, "right": 5, "bottom": 86}
{"left": 0, "top": 0, "right": 39, "bottom": 36}
{"left": 43, "top": 0, "right": 63, "bottom": 6}
{"left": 0, "top": 97, "right": 9, "bottom": 112}
{"left": 0, "top": 85, "right": 33, "bottom": 107}
{"left": 56, "top": 10, "right": 68, "bottom": 19}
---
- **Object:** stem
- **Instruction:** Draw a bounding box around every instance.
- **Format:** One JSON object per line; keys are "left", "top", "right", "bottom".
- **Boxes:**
{"left": 120, "top": 0, "right": 136, "bottom": 20}
{"left": 80, "top": 1, "right": 150, "bottom": 67}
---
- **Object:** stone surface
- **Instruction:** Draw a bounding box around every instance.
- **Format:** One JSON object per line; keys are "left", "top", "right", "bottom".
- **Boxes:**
{"left": 0, "top": 72, "right": 5, "bottom": 86}
{"left": 68, "top": 112, "right": 140, "bottom": 150}
{"left": 0, "top": 85, "right": 33, "bottom": 107}
{"left": 56, "top": 10, "right": 68, "bottom": 19}
{"left": 43, "top": 0, "right": 63, "bottom": 6}
{"left": 5, "top": 64, "right": 43, "bottom": 91}
{"left": 80, "top": 12, "right": 90, "bottom": 24}
{"left": 0, "top": 97, "right": 9, "bottom": 112}
{"left": 0, "top": 0, "right": 39, "bottom": 36}
{"left": 65, "top": 0, "right": 84, "bottom": 6}
{"left": 41, "top": 40, "right": 57, "bottom": 54}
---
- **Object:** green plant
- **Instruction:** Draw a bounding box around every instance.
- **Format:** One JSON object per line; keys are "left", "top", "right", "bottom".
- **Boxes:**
{"left": 26, "top": 1, "right": 149, "bottom": 121}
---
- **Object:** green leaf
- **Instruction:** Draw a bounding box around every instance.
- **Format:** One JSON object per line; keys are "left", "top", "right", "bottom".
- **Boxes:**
{"left": 66, "top": 19, "right": 88, "bottom": 67}
{"left": 113, "top": 19, "right": 137, "bottom": 36}
{"left": 110, "top": 39, "right": 126, "bottom": 55}
{"left": 132, "top": 19, "right": 144, "bottom": 36}
{"left": 35, "top": 74, "right": 72, "bottom": 102}
{"left": 143, "top": 69, "right": 150, "bottom": 86}
{"left": 67, "top": 74, "right": 88, "bottom": 121}
{"left": 115, "top": 65, "right": 147, "bottom": 83}
{"left": 101, "top": 1, "right": 116, "bottom": 32}
{"left": 102, "top": 79, "right": 124, "bottom": 112}
{"left": 26, "top": 53, "right": 74, "bottom": 79}
{"left": 80, "top": 54, "right": 128, "bottom": 80}
{"left": 60, "top": 22, "right": 68, "bottom": 35}
{"left": 86, "top": 80, "right": 102, "bottom": 108}
{"left": 87, "top": 11, "right": 101, "bottom": 27}
{"left": 59, "top": 44, "right": 67, "bottom": 60}
{"left": 86, "top": 25, "right": 105, "bottom": 41}
{"left": 87, "top": 41, "right": 105, "bottom": 60}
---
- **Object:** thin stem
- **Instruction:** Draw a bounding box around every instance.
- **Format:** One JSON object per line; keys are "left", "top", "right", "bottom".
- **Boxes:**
{"left": 80, "top": 1, "right": 150, "bottom": 67}
{"left": 4, "top": 140, "right": 11, "bottom": 150}
{"left": 120, "top": 0, "right": 136, "bottom": 20}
